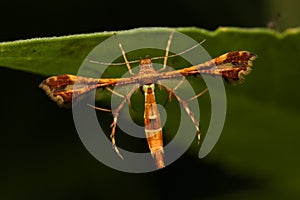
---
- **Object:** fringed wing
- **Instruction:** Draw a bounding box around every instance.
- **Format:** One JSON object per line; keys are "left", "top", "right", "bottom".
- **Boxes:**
{"left": 39, "top": 74, "right": 138, "bottom": 107}
{"left": 159, "top": 51, "right": 257, "bottom": 83}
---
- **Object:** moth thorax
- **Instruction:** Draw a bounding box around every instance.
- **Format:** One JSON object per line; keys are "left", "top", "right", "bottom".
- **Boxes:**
{"left": 141, "top": 64, "right": 153, "bottom": 69}
{"left": 140, "top": 57, "right": 155, "bottom": 72}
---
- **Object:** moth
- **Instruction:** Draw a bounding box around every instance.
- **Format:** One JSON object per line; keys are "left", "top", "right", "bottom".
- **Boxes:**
{"left": 39, "top": 32, "right": 257, "bottom": 169}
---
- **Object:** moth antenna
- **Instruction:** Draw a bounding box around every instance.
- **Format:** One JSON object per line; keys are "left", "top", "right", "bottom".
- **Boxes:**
{"left": 87, "top": 104, "right": 112, "bottom": 112}
{"left": 152, "top": 39, "right": 206, "bottom": 61}
{"left": 87, "top": 59, "right": 140, "bottom": 66}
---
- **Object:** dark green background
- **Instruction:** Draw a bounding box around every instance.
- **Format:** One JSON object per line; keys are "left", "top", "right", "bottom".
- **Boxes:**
{"left": 1, "top": 0, "right": 300, "bottom": 200}
{"left": 1, "top": 0, "right": 300, "bottom": 42}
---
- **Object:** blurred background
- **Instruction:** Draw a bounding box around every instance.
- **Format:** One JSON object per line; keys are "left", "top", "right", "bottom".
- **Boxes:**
{"left": 1, "top": 0, "right": 300, "bottom": 42}
{"left": 1, "top": 0, "right": 300, "bottom": 200}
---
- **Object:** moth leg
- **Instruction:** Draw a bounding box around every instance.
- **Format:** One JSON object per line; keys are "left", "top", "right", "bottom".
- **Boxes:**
{"left": 159, "top": 32, "right": 174, "bottom": 72}
{"left": 165, "top": 77, "right": 185, "bottom": 102}
{"left": 106, "top": 87, "right": 124, "bottom": 98}
{"left": 172, "top": 77, "right": 185, "bottom": 91}
{"left": 109, "top": 85, "right": 139, "bottom": 159}
{"left": 87, "top": 104, "right": 112, "bottom": 112}
{"left": 110, "top": 97, "right": 127, "bottom": 159}
{"left": 187, "top": 87, "right": 208, "bottom": 102}
{"left": 118, "top": 42, "right": 135, "bottom": 75}
{"left": 160, "top": 84, "right": 202, "bottom": 143}
{"left": 106, "top": 87, "right": 132, "bottom": 108}
{"left": 86, "top": 86, "right": 128, "bottom": 113}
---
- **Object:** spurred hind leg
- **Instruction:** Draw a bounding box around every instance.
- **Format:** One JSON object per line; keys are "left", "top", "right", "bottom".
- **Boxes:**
{"left": 160, "top": 84, "right": 208, "bottom": 143}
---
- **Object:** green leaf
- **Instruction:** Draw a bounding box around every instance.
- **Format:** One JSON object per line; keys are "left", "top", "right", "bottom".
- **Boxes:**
{"left": 1, "top": 27, "right": 300, "bottom": 199}
{"left": 0, "top": 31, "right": 113, "bottom": 75}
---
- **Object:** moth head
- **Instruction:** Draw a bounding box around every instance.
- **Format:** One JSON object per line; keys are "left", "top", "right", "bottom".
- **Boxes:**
{"left": 140, "top": 56, "right": 152, "bottom": 65}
